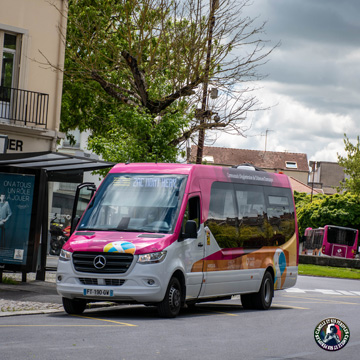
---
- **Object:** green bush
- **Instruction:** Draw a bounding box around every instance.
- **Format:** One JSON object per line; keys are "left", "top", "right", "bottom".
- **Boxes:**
{"left": 294, "top": 191, "right": 360, "bottom": 235}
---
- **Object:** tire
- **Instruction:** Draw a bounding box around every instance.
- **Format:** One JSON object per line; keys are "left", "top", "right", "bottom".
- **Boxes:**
{"left": 253, "top": 271, "right": 274, "bottom": 310}
{"left": 241, "top": 271, "right": 274, "bottom": 310}
{"left": 241, "top": 293, "right": 255, "bottom": 309}
{"left": 157, "top": 277, "right": 182, "bottom": 318}
{"left": 62, "top": 297, "right": 87, "bottom": 315}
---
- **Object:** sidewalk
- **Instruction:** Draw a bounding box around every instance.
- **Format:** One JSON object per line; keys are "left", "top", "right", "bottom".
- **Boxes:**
{"left": 0, "top": 259, "right": 118, "bottom": 317}
{"left": 0, "top": 271, "right": 63, "bottom": 317}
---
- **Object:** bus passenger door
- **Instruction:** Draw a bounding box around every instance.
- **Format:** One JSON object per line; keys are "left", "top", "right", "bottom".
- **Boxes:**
{"left": 70, "top": 182, "right": 96, "bottom": 234}
{"left": 179, "top": 194, "right": 205, "bottom": 299}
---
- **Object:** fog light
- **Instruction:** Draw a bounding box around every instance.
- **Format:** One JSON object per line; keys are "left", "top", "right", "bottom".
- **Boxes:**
{"left": 147, "top": 279, "right": 155, "bottom": 286}
{"left": 57, "top": 275, "right": 62, "bottom": 282}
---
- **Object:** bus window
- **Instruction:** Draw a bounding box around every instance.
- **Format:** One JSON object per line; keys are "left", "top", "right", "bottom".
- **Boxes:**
{"left": 264, "top": 187, "right": 295, "bottom": 246}
{"left": 235, "top": 184, "right": 266, "bottom": 249}
{"left": 205, "top": 182, "right": 238, "bottom": 249}
{"left": 182, "top": 196, "right": 200, "bottom": 233}
{"left": 327, "top": 226, "right": 357, "bottom": 246}
{"left": 302, "top": 228, "right": 324, "bottom": 255}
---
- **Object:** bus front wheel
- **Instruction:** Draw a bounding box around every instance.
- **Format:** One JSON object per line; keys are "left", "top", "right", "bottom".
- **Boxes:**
{"left": 62, "top": 297, "right": 87, "bottom": 315}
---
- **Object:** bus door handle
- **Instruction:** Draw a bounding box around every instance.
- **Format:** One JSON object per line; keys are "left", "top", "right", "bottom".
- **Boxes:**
{"left": 198, "top": 242, "right": 204, "bottom": 247}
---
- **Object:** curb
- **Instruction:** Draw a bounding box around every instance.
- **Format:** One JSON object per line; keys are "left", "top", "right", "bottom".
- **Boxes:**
{"left": 0, "top": 309, "right": 63, "bottom": 317}
{"left": 0, "top": 302, "right": 118, "bottom": 317}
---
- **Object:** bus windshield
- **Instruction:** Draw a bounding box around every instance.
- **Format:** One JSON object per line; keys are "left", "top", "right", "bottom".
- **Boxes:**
{"left": 78, "top": 174, "right": 187, "bottom": 234}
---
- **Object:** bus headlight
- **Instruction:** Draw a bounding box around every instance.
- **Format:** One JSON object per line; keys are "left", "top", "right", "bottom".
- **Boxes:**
{"left": 59, "top": 249, "right": 72, "bottom": 261}
{"left": 137, "top": 251, "right": 167, "bottom": 264}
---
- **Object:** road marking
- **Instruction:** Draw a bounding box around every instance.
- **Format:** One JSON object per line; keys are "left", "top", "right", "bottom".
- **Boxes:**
{"left": 285, "top": 288, "right": 360, "bottom": 296}
{"left": 72, "top": 314, "right": 137, "bottom": 326}
{"left": 211, "top": 311, "right": 238, "bottom": 316}
{"left": 0, "top": 325, "right": 133, "bottom": 327}
{"left": 272, "top": 304, "right": 309, "bottom": 310}
{"left": 283, "top": 294, "right": 360, "bottom": 305}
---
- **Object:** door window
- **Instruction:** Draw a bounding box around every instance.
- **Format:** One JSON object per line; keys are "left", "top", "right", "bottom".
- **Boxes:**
{"left": 182, "top": 196, "right": 200, "bottom": 233}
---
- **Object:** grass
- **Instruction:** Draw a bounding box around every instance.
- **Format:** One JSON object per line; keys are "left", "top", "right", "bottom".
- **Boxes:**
{"left": 299, "top": 264, "right": 360, "bottom": 279}
{"left": 0, "top": 277, "right": 19, "bottom": 285}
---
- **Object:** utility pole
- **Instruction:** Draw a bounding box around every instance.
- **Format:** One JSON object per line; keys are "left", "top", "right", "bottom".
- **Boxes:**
{"left": 195, "top": 0, "right": 218, "bottom": 164}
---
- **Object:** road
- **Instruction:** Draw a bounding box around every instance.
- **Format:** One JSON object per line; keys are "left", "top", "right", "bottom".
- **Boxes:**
{"left": 1, "top": 275, "right": 359, "bottom": 360}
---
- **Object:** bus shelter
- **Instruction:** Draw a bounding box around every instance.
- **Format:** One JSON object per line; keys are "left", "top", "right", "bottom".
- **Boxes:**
{"left": 0, "top": 151, "right": 114, "bottom": 281}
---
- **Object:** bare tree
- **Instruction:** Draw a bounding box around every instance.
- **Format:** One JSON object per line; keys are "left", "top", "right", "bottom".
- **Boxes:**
{"left": 46, "top": 0, "right": 276, "bottom": 163}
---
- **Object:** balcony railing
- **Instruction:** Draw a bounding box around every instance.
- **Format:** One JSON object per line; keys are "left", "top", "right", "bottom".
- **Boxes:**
{"left": 0, "top": 86, "right": 49, "bottom": 127}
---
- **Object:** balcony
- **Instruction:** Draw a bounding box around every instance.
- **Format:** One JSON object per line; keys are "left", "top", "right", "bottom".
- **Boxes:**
{"left": 0, "top": 86, "right": 49, "bottom": 128}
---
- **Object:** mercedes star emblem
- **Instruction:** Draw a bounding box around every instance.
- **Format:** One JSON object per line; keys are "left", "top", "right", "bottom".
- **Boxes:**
{"left": 93, "top": 255, "right": 106, "bottom": 269}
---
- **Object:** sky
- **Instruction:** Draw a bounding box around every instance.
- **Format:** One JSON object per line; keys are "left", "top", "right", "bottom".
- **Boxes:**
{"left": 213, "top": 0, "right": 360, "bottom": 162}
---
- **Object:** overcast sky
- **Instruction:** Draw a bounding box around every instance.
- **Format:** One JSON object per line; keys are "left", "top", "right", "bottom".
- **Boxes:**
{"left": 213, "top": 0, "right": 360, "bottom": 163}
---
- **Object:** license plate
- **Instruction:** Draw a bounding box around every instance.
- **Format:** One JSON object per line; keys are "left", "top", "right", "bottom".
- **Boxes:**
{"left": 83, "top": 289, "right": 114, "bottom": 297}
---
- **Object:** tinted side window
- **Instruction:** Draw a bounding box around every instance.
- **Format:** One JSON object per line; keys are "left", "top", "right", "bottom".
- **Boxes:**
{"left": 235, "top": 184, "right": 267, "bottom": 248}
{"left": 264, "top": 187, "right": 295, "bottom": 246}
{"left": 206, "top": 182, "right": 296, "bottom": 249}
{"left": 182, "top": 196, "right": 200, "bottom": 233}
{"left": 305, "top": 229, "right": 324, "bottom": 250}
{"left": 205, "top": 182, "right": 238, "bottom": 248}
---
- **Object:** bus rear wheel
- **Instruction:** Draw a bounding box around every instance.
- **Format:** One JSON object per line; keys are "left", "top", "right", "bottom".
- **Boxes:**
{"left": 241, "top": 271, "right": 274, "bottom": 310}
{"left": 157, "top": 277, "right": 182, "bottom": 318}
{"left": 62, "top": 297, "right": 87, "bottom": 315}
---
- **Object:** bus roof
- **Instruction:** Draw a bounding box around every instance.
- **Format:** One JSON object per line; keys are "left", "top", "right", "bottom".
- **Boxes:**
{"left": 109, "top": 163, "right": 291, "bottom": 188}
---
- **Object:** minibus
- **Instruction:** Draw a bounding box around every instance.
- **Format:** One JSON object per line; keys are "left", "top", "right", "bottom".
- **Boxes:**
{"left": 322, "top": 225, "right": 358, "bottom": 258}
{"left": 56, "top": 163, "right": 299, "bottom": 317}
{"left": 301, "top": 225, "right": 358, "bottom": 259}
{"left": 301, "top": 227, "right": 324, "bottom": 256}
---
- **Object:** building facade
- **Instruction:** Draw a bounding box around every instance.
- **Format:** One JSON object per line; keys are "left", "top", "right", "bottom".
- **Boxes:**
{"left": 0, "top": 0, "right": 67, "bottom": 153}
{"left": 309, "top": 161, "right": 346, "bottom": 195}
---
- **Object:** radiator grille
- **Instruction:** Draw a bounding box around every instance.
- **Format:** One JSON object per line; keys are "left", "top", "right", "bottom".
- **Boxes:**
{"left": 73, "top": 252, "right": 133, "bottom": 274}
{"left": 78, "top": 278, "right": 126, "bottom": 286}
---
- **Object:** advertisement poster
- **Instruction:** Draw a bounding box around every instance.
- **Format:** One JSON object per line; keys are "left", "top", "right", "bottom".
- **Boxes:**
{"left": 0, "top": 172, "right": 35, "bottom": 265}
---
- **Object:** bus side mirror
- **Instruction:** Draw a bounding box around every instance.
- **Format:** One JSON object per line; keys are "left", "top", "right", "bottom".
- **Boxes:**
{"left": 70, "top": 215, "right": 80, "bottom": 235}
{"left": 180, "top": 220, "right": 198, "bottom": 241}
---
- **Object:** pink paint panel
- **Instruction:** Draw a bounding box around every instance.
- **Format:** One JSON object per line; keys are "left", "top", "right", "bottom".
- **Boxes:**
{"left": 63, "top": 231, "right": 176, "bottom": 255}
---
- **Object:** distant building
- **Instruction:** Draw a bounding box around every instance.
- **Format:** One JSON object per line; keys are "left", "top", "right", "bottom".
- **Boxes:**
{"left": 309, "top": 161, "right": 346, "bottom": 195}
{"left": 288, "top": 176, "right": 323, "bottom": 195}
{"left": 190, "top": 145, "right": 309, "bottom": 184}
{"left": 0, "top": 0, "right": 67, "bottom": 152}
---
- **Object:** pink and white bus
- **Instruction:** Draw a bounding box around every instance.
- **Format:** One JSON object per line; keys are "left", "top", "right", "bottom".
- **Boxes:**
{"left": 302, "top": 225, "right": 358, "bottom": 259}
{"left": 322, "top": 225, "right": 358, "bottom": 259}
{"left": 301, "top": 227, "right": 324, "bottom": 256}
{"left": 56, "top": 163, "right": 299, "bottom": 317}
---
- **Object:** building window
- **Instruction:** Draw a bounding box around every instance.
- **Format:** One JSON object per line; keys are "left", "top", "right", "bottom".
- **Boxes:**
{"left": 0, "top": 31, "right": 20, "bottom": 91}
{"left": 285, "top": 161, "right": 298, "bottom": 169}
{"left": 0, "top": 30, "right": 21, "bottom": 119}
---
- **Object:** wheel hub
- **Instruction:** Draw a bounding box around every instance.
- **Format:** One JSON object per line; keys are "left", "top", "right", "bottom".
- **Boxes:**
{"left": 169, "top": 286, "right": 181, "bottom": 310}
